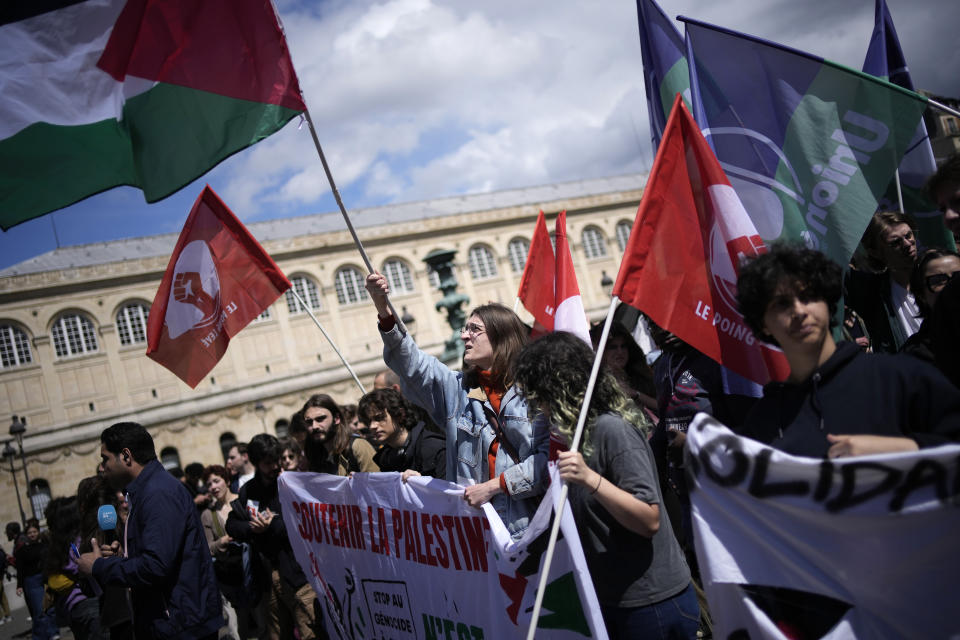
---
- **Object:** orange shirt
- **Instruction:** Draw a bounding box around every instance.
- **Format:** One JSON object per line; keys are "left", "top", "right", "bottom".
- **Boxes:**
{"left": 478, "top": 371, "right": 509, "bottom": 494}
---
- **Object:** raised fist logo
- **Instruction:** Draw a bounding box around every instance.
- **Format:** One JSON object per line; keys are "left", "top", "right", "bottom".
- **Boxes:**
{"left": 165, "top": 241, "right": 222, "bottom": 339}
{"left": 173, "top": 272, "right": 217, "bottom": 318}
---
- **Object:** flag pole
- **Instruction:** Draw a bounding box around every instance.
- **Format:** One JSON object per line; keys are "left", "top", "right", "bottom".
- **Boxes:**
{"left": 893, "top": 168, "right": 905, "bottom": 213}
{"left": 525, "top": 296, "right": 619, "bottom": 640}
{"left": 291, "top": 290, "right": 367, "bottom": 395}
{"left": 300, "top": 108, "right": 408, "bottom": 334}
{"left": 928, "top": 98, "right": 960, "bottom": 119}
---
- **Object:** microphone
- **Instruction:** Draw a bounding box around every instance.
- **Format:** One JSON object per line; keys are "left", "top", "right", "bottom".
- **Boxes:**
{"left": 97, "top": 504, "right": 118, "bottom": 545}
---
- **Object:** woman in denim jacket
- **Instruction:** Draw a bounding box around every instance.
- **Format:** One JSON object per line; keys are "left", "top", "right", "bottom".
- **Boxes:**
{"left": 366, "top": 273, "right": 549, "bottom": 538}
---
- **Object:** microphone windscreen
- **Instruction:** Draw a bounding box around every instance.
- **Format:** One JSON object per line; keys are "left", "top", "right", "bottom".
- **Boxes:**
{"left": 97, "top": 504, "right": 118, "bottom": 531}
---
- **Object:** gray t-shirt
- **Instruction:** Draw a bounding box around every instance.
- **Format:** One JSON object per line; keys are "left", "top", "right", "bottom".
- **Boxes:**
{"left": 568, "top": 412, "right": 690, "bottom": 608}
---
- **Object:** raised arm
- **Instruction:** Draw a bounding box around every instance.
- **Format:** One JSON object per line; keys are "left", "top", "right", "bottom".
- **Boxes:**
{"left": 365, "top": 271, "right": 467, "bottom": 435}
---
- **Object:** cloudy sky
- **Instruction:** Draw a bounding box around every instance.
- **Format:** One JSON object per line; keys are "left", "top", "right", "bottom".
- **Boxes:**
{"left": 1, "top": 0, "right": 956, "bottom": 270}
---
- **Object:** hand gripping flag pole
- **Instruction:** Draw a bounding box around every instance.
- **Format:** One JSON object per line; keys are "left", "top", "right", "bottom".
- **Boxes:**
{"left": 525, "top": 297, "right": 619, "bottom": 640}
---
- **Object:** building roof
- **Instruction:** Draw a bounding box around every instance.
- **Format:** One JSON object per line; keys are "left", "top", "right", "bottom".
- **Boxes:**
{"left": 0, "top": 173, "right": 646, "bottom": 277}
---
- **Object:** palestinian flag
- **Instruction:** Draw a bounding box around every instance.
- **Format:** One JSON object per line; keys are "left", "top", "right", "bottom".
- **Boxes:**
{"left": 0, "top": 0, "right": 306, "bottom": 231}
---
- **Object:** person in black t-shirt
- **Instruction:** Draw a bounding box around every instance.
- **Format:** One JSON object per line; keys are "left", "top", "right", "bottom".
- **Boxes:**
{"left": 512, "top": 331, "right": 698, "bottom": 640}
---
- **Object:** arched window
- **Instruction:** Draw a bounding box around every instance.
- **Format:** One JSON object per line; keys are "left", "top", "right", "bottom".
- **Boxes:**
{"left": 582, "top": 226, "right": 608, "bottom": 259}
{"left": 285, "top": 275, "right": 321, "bottom": 315}
{"left": 116, "top": 302, "right": 149, "bottom": 345}
{"left": 427, "top": 265, "right": 441, "bottom": 290}
{"left": 160, "top": 446, "right": 181, "bottom": 472}
{"left": 467, "top": 245, "right": 498, "bottom": 280}
{"left": 219, "top": 432, "right": 237, "bottom": 462}
{"left": 51, "top": 312, "right": 99, "bottom": 358}
{"left": 507, "top": 237, "right": 530, "bottom": 274}
{"left": 383, "top": 259, "right": 415, "bottom": 295}
{"left": 334, "top": 267, "right": 369, "bottom": 305}
{"left": 0, "top": 324, "right": 33, "bottom": 369}
{"left": 615, "top": 220, "right": 632, "bottom": 252}
{"left": 29, "top": 479, "right": 52, "bottom": 521}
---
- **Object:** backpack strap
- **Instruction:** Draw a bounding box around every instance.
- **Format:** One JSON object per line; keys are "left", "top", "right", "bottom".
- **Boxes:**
{"left": 482, "top": 405, "right": 520, "bottom": 464}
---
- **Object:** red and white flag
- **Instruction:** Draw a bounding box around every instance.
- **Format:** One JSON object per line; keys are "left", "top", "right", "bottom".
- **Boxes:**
{"left": 553, "top": 211, "right": 591, "bottom": 345}
{"left": 517, "top": 211, "right": 591, "bottom": 345}
{"left": 146, "top": 186, "right": 291, "bottom": 388}
{"left": 612, "top": 95, "right": 789, "bottom": 385}
{"left": 517, "top": 211, "right": 555, "bottom": 335}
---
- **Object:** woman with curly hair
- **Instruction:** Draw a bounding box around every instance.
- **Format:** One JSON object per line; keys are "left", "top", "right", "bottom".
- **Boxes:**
{"left": 511, "top": 331, "right": 698, "bottom": 640}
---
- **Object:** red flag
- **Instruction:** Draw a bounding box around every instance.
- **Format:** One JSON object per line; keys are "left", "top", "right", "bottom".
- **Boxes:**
{"left": 517, "top": 211, "right": 556, "bottom": 333}
{"left": 613, "top": 95, "right": 789, "bottom": 384}
{"left": 553, "top": 211, "right": 592, "bottom": 345}
{"left": 147, "top": 186, "right": 291, "bottom": 387}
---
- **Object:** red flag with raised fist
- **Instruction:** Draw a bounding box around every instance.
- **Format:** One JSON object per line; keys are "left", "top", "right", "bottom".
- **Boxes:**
{"left": 146, "top": 186, "right": 291, "bottom": 387}
{"left": 613, "top": 95, "right": 789, "bottom": 384}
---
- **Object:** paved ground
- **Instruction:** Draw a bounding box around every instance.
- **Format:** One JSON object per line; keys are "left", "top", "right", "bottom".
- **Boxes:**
{"left": 0, "top": 581, "right": 73, "bottom": 640}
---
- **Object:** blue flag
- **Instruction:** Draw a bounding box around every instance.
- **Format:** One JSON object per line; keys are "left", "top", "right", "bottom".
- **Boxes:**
{"left": 682, "top": 16, "right": 928, "bottom": 268}
{"left": 862, "top": 0, "right": 955, "bottom": 249}
{"left": 636, "top": 0, "right": 690, "bottom": 151}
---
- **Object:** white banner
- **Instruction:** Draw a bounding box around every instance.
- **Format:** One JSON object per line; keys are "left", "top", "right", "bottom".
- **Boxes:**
{"left": 687, "top": 413, "right": 960, "bottom": 639}
{"left": 279, "top": 468, "right": 607, "bottom": 639}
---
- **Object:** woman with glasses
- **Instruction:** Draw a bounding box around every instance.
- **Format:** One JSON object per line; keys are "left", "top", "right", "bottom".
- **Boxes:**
{"left": 902, "top": 249, "right": 960, "bottom": 363}
{"left": 901, "top": 249, "right": 960, "bottom": 372}
{"left": 365, "top": 272, "right": 549, "bottom": 539}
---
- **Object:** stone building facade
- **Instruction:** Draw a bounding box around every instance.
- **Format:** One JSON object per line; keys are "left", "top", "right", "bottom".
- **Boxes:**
{"left": 0, "top": 174, "right": 646, "bottom": 525}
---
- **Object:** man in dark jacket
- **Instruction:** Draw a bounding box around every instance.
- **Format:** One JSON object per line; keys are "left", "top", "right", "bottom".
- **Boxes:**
{"left": 845, "top": 211, "right": 920, "bottom": 353}
{"left": 226, "top": 433, "right": 316, "bottom": 639}
{"left": 77, "top": 422, "right": 222, "bottom": 640}
{"left": 736, "top": 244, "right": 960, "bottom": 457}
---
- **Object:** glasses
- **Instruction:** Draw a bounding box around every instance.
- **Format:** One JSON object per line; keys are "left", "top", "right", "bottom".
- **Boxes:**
{"left": 885, "top": 230, "right": 914, "bottom": 250}
{"left": 281, "top": 453, "right": 298, "bottom": 461}
{"left": 460, "top": 322, "right": 486, "bottom": 337}
{"left": 926, "top": 270, "right": 960, "bottom": 291}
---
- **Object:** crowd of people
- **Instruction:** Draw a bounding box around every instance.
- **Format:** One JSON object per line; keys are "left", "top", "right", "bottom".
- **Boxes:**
{"left": 4, "top": 156, "right": 960, "bottom": 640}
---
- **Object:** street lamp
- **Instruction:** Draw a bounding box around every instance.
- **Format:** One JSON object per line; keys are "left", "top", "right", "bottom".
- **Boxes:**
{"left": 254, "top": 402, "right": 268, "bottom": 433}
{"left": 3, "top": 441, "right": 26, "bottom": 526}
{"left": 600, "top": 270, "right": 614, "bottom": 297}
{"left": 8, "top": 415, "right": 35, "bottom": 520}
